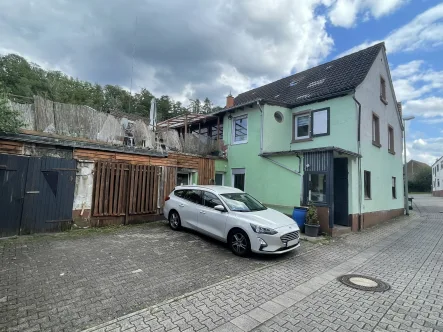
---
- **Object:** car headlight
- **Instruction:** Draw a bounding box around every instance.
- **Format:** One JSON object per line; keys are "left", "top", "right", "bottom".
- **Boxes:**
{"left": 250, "top": 224, "right": 278, "bottom": 235}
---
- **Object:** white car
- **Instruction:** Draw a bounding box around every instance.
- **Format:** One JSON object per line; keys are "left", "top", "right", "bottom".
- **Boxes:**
{"left": 163, "top": 185, "right": 300, "bottom": 256}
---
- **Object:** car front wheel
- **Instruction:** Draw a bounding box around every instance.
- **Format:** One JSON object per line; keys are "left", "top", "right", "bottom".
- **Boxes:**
{"left": 169, "top": 211, "right": 181, "bottom": 230}
{"left": 228, "top": 229, "right": 250, "bottom": 257}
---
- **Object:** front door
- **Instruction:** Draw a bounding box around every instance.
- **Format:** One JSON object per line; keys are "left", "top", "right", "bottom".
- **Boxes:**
{"left": 333, "top": 158, "right": 349, "bottom": 226}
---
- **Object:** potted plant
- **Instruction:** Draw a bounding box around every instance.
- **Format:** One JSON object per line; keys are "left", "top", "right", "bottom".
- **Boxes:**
{"left": 305, "top": 201, "right": 320, "bottom": 237}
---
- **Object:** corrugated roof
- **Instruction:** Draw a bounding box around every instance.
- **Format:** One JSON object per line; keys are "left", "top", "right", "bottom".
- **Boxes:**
{"left": 234, "top": 43, "right": 385, "bottom": 108}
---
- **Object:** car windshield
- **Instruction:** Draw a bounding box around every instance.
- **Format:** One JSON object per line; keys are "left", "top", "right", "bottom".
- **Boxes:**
{"left": 220, "top": 193, "right": 267, "bottom": 212}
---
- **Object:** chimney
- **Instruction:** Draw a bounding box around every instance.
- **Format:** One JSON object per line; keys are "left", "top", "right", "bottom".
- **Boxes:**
{"left": 397, "top": 102, "right": 402, "bottom": 117}
{"left": 226, "top": 93, "right": 234, "bottom": 109}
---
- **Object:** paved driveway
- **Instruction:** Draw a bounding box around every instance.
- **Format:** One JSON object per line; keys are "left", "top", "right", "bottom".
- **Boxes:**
{"left": 81, "top": 194, "right": 443, "bottom": 332}
{"left": 0, "top": 220, "right": 312, "bottom": 332}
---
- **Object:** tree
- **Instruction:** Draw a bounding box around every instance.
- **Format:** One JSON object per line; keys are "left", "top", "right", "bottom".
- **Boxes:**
{"left": 202, "top": 97, "right": 212, "bottom": 114}
{"left": 408, "top": 167, "right": 432, "bottom": 192}
{"left": 0, "top": 89, "right": 23, "bottom": 133}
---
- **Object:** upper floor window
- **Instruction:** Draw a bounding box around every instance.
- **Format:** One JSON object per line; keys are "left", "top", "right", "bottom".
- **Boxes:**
{"left": 380, "top": 76, "right": 388, "bottom": 104}
{"left": 292, "top": 108, "right": 330, "bottom": 142}
{"left": 294, "top": 113, "right": 310, "bottom": 140}
{"left": 388, "top": 125, "right": 394, "bottom": 153}
{"left": 232, "top": 115, "right": 248, "bottom": 144}
{"left": 372, "top": 113, "right": 381, "bottom": 147}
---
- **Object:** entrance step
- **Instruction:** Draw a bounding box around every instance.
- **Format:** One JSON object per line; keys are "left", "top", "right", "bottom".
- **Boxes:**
{"left": 332, "top": 225, "right": 352, "bottom": 237}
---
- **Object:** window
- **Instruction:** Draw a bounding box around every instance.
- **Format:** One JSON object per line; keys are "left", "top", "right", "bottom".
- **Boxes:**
{"left": 177, "top": 172, "right": 190, "bottom": 185}
{"left": 311, "top": 108, "right": 330, "bottom": 136}
{"left": 392, "top": 177, "right": 396, "bottom": 199}
{"left": 364, "top": 171, "right": 371, "bottom": 199}
{"left": 293, "top": 114, "right": 310, "bottom": 140}
{"left": 203, "top": 191, "right": 223, "bottom": 209}
{"left": 388, "top": 125, "right": 394, "bottom": 153}
{"left": 439, "top": 179, "right": 440, "bottom": 187}
{"left": 232, "top": 115, "right": 248, "bottom": 144}
{"left": 232, "top": 168, "right": 245, "bottom": 191}
{"left": 308, "top": 173, "right": 327, "bottom": 203}
{"left": 274, "top": 111, "right": 284, "bottom": 123}
{"left": 380, "top": 76, "right": 387, "bottom": 104}
{"left": 183, "top": 190, "right": 202, "bottom": 205}
{"left": 215, "top": 173, "right": 224, "bottom": 186}
{"left": 221, "top": 193, "right": 267, "bottom": 212}
{"left": 174, "top": 190, "right": 185, "bottom": 198}
{"left": 372, "top": 113, "right": 380, "bottom": 147}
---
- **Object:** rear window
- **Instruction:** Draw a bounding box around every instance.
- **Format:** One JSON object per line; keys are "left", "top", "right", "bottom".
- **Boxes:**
{"left": 183, "top": 190, "right": 202, "bottom": 205}
{"left": 174, "top": 189, "right": 185, "bottom": 198}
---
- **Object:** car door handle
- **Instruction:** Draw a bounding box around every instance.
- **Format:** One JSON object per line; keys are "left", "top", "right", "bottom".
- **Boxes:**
{"left": 200, "top": 211, "right": 206, "bottom": 214}
{"left": 179, "top": 204, "right": 185, "bottom": 207}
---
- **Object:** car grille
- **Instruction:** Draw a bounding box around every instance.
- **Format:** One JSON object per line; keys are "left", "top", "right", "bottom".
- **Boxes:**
{"left": 280, "top": 231, "right": 299, "bottom": 243}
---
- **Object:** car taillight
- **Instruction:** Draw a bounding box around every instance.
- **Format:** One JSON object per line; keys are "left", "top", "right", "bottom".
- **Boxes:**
{"left": 165, "top": 196, "right": 170, "bottom": 202}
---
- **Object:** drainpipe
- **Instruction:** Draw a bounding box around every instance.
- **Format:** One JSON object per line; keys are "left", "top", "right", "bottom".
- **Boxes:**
{"left": 352, "top": 95, "right": 362, "bottom": 231}
{"left": 257, "top": 101, "right": 264, "bottom": 154}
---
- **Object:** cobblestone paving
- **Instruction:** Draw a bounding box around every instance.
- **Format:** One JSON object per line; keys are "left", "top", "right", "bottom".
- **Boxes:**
{"left": 3, "top": 195, "right": 443, "bottom": 332}
{"left": 0, "top": 222, "right": 305, "bottom": 332}
{"left": 80, "top": 199, "right": 436, "bottom": 332}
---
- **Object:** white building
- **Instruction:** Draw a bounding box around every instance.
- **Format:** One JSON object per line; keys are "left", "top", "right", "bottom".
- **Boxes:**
{"left": 432, "top": 156, "right": 443, "bottom": 197}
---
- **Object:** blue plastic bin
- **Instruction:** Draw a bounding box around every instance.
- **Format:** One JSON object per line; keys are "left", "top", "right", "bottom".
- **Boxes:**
{"left": 292, "top": 207, "right": 308, "bottom": 232}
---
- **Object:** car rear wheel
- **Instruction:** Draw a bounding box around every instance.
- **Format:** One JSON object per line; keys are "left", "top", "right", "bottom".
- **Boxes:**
{"left": 169, "top": 211, "right": 181, "bottom": 230}
{"left": 228, "top": 229, "right": 250, "bottom": 257}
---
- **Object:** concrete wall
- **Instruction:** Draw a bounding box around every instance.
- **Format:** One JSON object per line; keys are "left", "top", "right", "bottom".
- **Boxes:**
{"left": 355, "top": 49, "right": 404, "bottom": 214}
{"left": 72, "top": 161, "right": 94, "bottom": 223}
{"left": 432, "top": 156, "right": 443, "bottom": 195}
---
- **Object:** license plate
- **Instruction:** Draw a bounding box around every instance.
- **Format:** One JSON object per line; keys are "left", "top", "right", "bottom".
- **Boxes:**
{"left": 285, "top": 239, "right": 298, "bottom": 247}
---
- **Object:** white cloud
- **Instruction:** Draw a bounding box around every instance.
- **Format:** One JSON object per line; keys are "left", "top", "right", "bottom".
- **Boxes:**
{"left": 0, "top": 0, "right": 335, "bottom": 106}
{"left": 392, "top": 60, "right": 443, "bottom": 102}
{"left": 338, "top": 3, "right": 443, "bottom": 55}
{"left": 407, "top": 137, "right": 443, "bottom": 164}
{"left": 403, "top": 97, "right": 443, "bottom": 118}
{"left": 328, "top": 0, "right": 407, "bottom": 28}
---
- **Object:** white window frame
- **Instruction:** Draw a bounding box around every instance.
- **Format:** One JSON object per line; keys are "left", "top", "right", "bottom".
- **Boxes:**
{"left": 177, "top": 172, "right": 191, "bottom": 186}
{"left": 232, "top": 115, "right": 248, "bottom": 144}
{"left": 231, "top": 168, "right": 246, "bottom": 190}
{"left": 215, "top": 172, "right": 225, "bottom": 186}
{"left": 294, "top": 113, "right": 310, "bottom": 140}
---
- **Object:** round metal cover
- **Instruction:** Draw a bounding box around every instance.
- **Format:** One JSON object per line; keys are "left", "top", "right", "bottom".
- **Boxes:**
{"left": 338, "top": 274, "right": 390, "bottom": 292}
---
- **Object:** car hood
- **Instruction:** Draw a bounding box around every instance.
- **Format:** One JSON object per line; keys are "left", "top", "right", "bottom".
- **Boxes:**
{"left": 233, "top": 208, "right": 298, "bottom": 230}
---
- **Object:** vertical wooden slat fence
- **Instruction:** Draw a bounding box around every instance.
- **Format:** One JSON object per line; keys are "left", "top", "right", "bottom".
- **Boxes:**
{"left": 198, "top": 158, "right": 215, "bottom": 185}
{"left": 128, "top": 165, "right": 160, "bottom": 215}
{"left": 93, "top": 162, "right": 128, "bottom": 216}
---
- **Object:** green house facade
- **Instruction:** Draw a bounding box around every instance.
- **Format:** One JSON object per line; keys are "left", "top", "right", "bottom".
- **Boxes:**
{"left": 213, "top": 43, "right": 405, "bottom": 234}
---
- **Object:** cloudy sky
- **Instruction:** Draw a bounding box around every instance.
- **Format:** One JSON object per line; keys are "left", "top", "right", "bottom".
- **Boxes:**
{"left": 0, "top": 0, "right": 442, "bottom": 164}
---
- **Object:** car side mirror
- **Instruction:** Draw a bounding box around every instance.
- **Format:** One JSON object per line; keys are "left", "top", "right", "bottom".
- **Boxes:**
{"left": 214, "top": 205, "right": 226, "bottom": 212}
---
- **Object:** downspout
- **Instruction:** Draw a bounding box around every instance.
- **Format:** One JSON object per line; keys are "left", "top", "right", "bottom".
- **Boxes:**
{"left": 257, "top": 101, "right": 302, "bottom": 175}
{"left": 352, "top": 94, "right": 362, "bottom": 231}
{"left": 257, "top": 101, "right": 264, "bottom": 155}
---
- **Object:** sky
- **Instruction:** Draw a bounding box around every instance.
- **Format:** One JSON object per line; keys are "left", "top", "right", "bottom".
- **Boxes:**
{"left": 0, "top": 0, "right": 442, "bottom": 165}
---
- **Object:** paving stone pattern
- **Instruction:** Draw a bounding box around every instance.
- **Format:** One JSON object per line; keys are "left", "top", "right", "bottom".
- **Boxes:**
{"left": 0, "top": 223, "right": 304, "bottom": 332}
{"left": 2, "top": 194, "right": 443, "bottom": 332}
{"left": 79, "top": 197, "right": 443, "bottom": 332}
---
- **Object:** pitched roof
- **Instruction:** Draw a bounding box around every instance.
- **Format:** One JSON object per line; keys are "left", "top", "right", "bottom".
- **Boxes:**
{"left": 233, "top": 43, "right": 385, "bottom": 108}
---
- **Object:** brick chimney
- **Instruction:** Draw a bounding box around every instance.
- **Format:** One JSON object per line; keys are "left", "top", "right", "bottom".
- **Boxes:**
{"left": 226, "top": 93, "right": 234, "bottom": 108}
{"left": 397, "top": 102, "right": 402, "bottom": 117}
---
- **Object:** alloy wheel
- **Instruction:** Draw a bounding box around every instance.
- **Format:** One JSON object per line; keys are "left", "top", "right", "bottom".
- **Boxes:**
{"left": 169, "top": 212, "right": 180, "bottom": 230}
{"left": 232, "top": 233, "right": 247, "bottom": 255}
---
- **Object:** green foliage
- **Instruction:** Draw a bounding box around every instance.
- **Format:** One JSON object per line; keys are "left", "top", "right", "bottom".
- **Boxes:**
{"left": 408, "top": 167, "right": 432, "bottom": 192}
{"left": 306, "top": 201, "right": 319, "bottom": 226}
{"left": 0, "top": 53, "right": 220, "bottom": 122}
{"left": 0, "top": 90, "right": 23, "bottom": 133}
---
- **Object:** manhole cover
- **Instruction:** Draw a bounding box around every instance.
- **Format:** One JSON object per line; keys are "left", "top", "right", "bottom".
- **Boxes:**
{"left": 338, "top": 274, "right": 390, "bottom": 292}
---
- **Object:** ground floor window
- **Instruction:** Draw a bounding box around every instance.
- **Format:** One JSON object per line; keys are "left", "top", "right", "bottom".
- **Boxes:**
{"left": 177, "top": 172, "right": 191, "bottom": 186}
{"left": 232, "top": 168, "right": 245, "bottom": 191}
{"left": 392, "top": 177, "right": 396, "bottom": 198}
{"left": 364, "top": 171, "right": 371, "bottom": 199}
{"left": 308, "top": 173, "right": 327, "bottom": 203}
{"left": 215, "top": 172, "right": 224, "bottom": 186}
